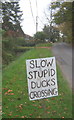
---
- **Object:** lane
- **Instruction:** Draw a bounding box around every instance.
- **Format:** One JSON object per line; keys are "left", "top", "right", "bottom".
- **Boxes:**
{"left": 51, "top": 42, "right": 72, "bottom": 89}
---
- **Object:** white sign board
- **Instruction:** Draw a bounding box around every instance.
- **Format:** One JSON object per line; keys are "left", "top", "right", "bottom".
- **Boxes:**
{"left": 26, "top": 57, "right": 58, "bottom": 100}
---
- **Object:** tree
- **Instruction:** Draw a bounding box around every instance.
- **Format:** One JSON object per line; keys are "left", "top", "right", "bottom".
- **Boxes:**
{"left": 2, "top": 1, "right": 23, "bottom": 31}
{"left": 34, "top": 31, "right": 46, "bottom": 43}
{"left": 43, "top": 25, "right": 59, "bottom": 42}
{"left": 50, "top": 1, "right": 72, "bottom": 43}
{"left": 43, "top": 25, "right": 50, "bottom": 39}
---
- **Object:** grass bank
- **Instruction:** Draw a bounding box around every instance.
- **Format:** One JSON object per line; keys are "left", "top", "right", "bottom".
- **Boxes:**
{"left": 2, "top": 44, "right": 72, "bottom": 118}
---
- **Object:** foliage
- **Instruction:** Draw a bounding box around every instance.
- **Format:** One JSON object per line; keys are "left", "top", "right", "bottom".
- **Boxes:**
{"left": 36, "top": 43, "right": 52, "bottom": 47}
{"left": 14, "top": 37, "right": 26, "bottom": 46}
{"left": 2, "top": 44, "right": 72, "bottom": 118}
{"left": 43, "top": 25, "right": 60, "bottom": 42}
{"left": 50, "top": 1, "right": 72, "bottom": 43}
{"left": 43, "top": 25, "right": 50, "bottom": 39}
{"left": 2, "top": 38, "right": 14, "bottom": 51}
{"left": 2, "top": 51, "right": 14, "bottom": 65}
{"left": 58, "top": 22, "right": 72, "bottom": 43}
{"left": 2, "top": 37, "right": 36, "bottom": 66}
{"left": 2, "top": 1, "right": 25, "bottom": 65}
{"left": 24, "top": 40, "right": 36, "bottom": 47}
{"left": 14, "top": 46, "right": 30, "bottom": 53}
{"left": 51, "top": 2, "right": 72, "bottom": 24}
{"left": 2, "top": 2, "right": 23, "bottom": 31}
{"left": 34, "top": 31, "right": 46, "bottom": 42}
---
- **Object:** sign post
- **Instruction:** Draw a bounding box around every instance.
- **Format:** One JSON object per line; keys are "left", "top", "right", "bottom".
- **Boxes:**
{"left": 26, "top": 57, "right": 58, "bottom": 100}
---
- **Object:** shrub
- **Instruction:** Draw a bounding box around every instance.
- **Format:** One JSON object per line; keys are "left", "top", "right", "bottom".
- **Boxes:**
{"left": 2, "top": 51, "right": 14, "bottom": 65}
{"left": 14, "top": 46, "right": 30, "bottom": 53}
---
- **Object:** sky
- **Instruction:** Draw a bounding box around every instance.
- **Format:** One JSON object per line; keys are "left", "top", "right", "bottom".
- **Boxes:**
{"left": 19, "top": 0, "right": 52, "bottom": 36}
{"left": 2, "top": 0, "right": 73, "bottom": 36}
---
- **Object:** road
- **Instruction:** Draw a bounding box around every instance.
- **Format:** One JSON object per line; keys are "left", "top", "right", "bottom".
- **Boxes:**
{"left": 51, "top": 42, "right": 72, "bottom": 89}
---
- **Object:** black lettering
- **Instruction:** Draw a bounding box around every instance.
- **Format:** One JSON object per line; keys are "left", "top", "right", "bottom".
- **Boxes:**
{"left": 31, "top": 81, "right": 36, "bottom": 89}
{"left": 48, "top": 89, "right": 54, "bottom": 95}
{"left": 48, "top": 69, "right": 50, "bottom": 76}
{"left": 38, "top": 71, "right": 43, "bottom": 78}
{"left": 34, "top": 91, "right": 38, "bottom": 98}
{"left": 33, "top": 71, "right": 38, "bottom": 79}
{"left": 41, "top": 90, "right": 45, "bottom": 97}
{"left": 51, "top": 78, "right": 55, "bottom": 86}
{"left": 29, "top": 92, "right": 35, "bottom": 99}
{"left": 42, "top": 80, "right": 47, "bottom": 87}
{"left": 30, "top": 60, "right": 35, "bottom": 69}
{"left": 29, "top": 88, "right": 58, "bottom": 100}
{"left": 41, "top": 60, "right": 46, "bottom": 67}
{"left": 51, "top": 69, "right": 55, "bottom": 76}
{"left": 38, "top": 91, "right": 41, "bottom": 98}
{"left": 53, "top": 88, "right": 58, "bottom": 95}
{"left": 37, "top": 81, "right": 41, "bottom": 88}
{"left": 35, "top": 60, "right": 40, "bottom": 68}
{"left": 44, "top": 69, "right": 48, "bottom": 77}
{"left": 47, "top": 80, "right": 50, "bottom": 86}
{"left": 44, "top": 89, "right": 48, "bottom": 97}
{"left": 28, "top": 71, "right": 33, "bottom": 79}
{"left": 47, "top": 59, "right": 53, "bottom": 67}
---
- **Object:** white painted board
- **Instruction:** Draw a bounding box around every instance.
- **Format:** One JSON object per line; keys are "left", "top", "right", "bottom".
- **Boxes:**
{"left": 26, "top": 57, "right": 58, "bottom": 100}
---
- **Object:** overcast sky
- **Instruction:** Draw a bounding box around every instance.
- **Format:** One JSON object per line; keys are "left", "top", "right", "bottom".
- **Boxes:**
{"left": 19, "top": 0, "right": 52, "bottom": 36}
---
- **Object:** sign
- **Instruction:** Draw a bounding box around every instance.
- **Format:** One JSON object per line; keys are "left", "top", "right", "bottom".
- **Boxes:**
{"left": 26, "top": 57, "right": 58, "bottom": 100}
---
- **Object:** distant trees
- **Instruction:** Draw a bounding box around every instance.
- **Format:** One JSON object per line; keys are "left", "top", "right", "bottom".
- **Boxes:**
{"left": 43, "top": 25, "right": 59, "bottom": 42}
{"left": 2, "top": 1, "right": 23, "bottom": 32}
{"left": 50, "top": 1, "right": 72, "bottom": 43}
{"left": 34, "top": 25, "right": 59, "bottom": 43}
{"left": 34, "top": 31, "right": 46, "bottom": 43}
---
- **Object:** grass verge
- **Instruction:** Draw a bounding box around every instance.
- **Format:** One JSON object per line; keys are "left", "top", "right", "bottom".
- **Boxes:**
{"left": 36, "top": 42, "right": 52, "bottom": 47}
{"left": 2, "top": 44, "right": 72, "bottom": 118}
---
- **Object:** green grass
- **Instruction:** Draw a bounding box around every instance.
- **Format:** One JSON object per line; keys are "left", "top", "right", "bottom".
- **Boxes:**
{"left": 2, "top": 45, "right": 72, "bottom": 118}
{"left": 36, "top": 42, "right": 52, "bottom": 47}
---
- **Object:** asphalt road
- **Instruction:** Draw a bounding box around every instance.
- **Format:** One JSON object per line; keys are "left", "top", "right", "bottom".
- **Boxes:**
{"left": 52, "top": 42, "right": 72, "bottom": 89}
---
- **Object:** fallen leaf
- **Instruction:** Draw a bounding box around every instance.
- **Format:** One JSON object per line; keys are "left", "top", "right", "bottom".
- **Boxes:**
{"left": 10, "top": 112, "right": 12, "bottom": 114}
{"left": 8, "top": 93, "right": 14, "bottom": 95}
{"left": 45, "top": 99, "right": 49, "bottom": 101}
{"left": 33, "top": 104, "right": 37, "bottom": 107}
{"left": 51, "top": 97, "right": 55, "bottom": 100}
{"left": 46, "top": 106, "right": 51, "bottom": 109}
{"left": 8, "top": 113, "right": 12, "bottom": 116}
{"left": 62, "top": 117, "right": 65, "bottom": 118}
{"left": 19, "top": 104, "right": 23, "bottom": 110}
{"left": 47, "top": 112, "right": 50, "bottom": 113}
{"left": 4, "top": 92, "right": 8, "bottom": 95}
{"left": 52, "top": 111, "right": 57, "bottom": 114}
{"left": 38, "top": 106, "right": 42, "bottom": 108}
{"left": 29, "top": 114, "right": 32, "bottom": 116}
{"left": 21, "top": 116, "right": 24, "bottom": 118}
{"left": 8, "top": 89, "right": 13, "bottom": 93}
{"left": 21, "top": 116, "right": 26, "bottom": 118}
{"left": 32, "top": 101, "right": 35, "bottom": 103}
{"left": 4, "top": 89, "right": 14, "bottom": 95}
{"left": 2, "top": 88, "right": 8, "bottom": 90}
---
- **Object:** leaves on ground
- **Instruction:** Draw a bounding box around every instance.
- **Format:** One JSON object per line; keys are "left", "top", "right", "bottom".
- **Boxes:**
{"left": 2, "top": 45, "right": 72, "bottom": 118}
